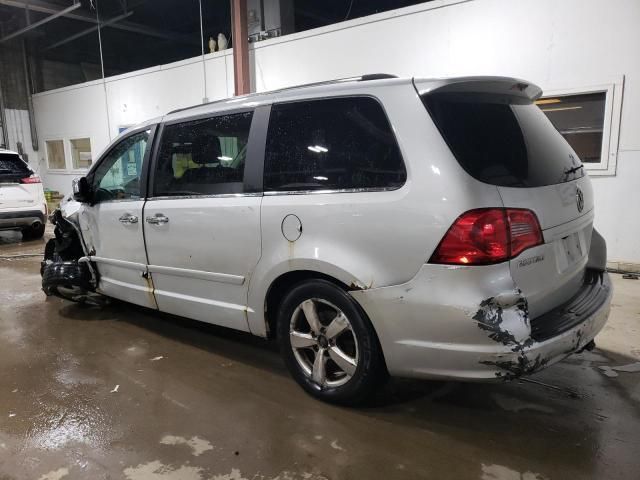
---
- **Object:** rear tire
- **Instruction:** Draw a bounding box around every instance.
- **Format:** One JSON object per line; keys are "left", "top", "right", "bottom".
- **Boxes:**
{"left": 22, "top": 222, "right": 45, "bottom": 240}
{"left": 277, "top": 279, "right": 386, "bottom": 405}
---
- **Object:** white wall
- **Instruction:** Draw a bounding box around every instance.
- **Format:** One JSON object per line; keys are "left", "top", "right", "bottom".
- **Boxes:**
{"left": 3, "top": 109, "right": 37, "bottom": 170}
{"left": 32, "top": 80, "right": 110, "bottom": 193}
{"left": 32, "top": 0, "right": 640, "bottom": 264}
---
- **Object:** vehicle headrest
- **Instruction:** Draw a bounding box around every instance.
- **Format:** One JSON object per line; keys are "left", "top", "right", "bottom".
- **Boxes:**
{"left": 191, "top": 135, "right": 222, "bottom": 164}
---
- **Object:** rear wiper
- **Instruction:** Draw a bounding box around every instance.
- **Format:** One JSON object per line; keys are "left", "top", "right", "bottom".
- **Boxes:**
{"left": 564, "top": 165, "right": 584, "bottom": 175}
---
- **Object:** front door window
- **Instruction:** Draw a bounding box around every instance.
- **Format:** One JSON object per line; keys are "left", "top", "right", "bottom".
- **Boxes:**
{"left": 91, "top": 131, "right": 150, "bottom": 202}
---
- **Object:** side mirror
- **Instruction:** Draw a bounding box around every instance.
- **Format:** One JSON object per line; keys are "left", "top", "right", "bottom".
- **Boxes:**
{"left": 72, "top": 177, "right": 91, "bottom": 203}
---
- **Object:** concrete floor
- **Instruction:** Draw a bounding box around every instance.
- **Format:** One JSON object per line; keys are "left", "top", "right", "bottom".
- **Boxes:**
{"left": 0, "top": 228, "right": 639, "bottom": 480}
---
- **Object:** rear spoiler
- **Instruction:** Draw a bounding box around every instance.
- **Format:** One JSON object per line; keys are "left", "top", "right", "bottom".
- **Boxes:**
{"left": 413, "top": 76, "right": 543, "bottom": 102}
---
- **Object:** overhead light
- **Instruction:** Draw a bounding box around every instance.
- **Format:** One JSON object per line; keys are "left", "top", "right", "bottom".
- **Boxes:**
{"left": 313, "top": 176, "right": 328, "bottom": 181}
{"left": 535, "top": 98, "right": 562, "bottom": 105}
{"left": 307, "top": 145, "right": 328, "bottom": 153}
{"left": 217, "top": 156, "right": 233, "bottom": 161}
{"left": 541, "top": 106, "right": 583, "bottom": 112}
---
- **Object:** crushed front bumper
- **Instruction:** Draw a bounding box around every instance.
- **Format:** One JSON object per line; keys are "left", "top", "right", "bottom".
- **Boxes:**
{"left": 350, "top": 264, "right": 612, "bottom": 381}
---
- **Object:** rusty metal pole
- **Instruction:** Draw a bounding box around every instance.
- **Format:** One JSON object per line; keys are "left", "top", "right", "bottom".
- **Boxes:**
{"left": 230, "top": 0, "right": 250, "bottom": 96}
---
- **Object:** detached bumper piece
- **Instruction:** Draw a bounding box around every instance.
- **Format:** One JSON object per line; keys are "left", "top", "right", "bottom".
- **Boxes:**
{"left": 530, "top": 269, "right": 611, "bottom": 342}
{"left": 41, "top": 260, "right": 92, "bottom": 299}
{"left": 40, "top": 208, "right": 102, "bottom": 304}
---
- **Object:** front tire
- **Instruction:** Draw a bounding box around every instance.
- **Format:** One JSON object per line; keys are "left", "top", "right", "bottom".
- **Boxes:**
{"left": 277, "top": 279, "right": 386, "bottom": 405}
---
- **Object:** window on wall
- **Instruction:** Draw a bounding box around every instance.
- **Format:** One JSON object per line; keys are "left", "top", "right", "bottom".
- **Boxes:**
{"left": 535, "top": 79, "right": 623, "bottom": 176}
{"left": 70, "top": 138, "right": 93, "bottom": 169}
{"left": 537, "top": 93, "right": 605, "bottom": 163}
{"left": 46, "top": 140, "right": 66, "bottom": 170}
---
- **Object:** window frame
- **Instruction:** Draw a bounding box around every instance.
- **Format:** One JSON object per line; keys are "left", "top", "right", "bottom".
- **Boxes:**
{"left": 44, "top": 135, "right": 95, "bottom": 174}
{"left": 539, "top": 76, "right": 624, "bottom": 176}
{"left": 262, "top": 94, "right": 407, "bottom": 196}
{"left": 147, "top": 105, "right": 269, "bottom": 200}
{"left": 85, "top": 124, "right": 158, "bottom": 203}
{"left": 44, "top": 138, "right": 68, "bottom": 172}
{"left": 69, "top": 136, "right": 94, "bottom": 172}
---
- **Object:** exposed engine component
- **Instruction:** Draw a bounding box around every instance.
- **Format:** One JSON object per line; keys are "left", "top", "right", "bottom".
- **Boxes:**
{"left": 41, "top": 208, "right": 101, "bottom": 304}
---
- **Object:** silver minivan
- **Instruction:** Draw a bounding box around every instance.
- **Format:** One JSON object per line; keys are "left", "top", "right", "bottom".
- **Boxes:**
{"left": 42, "top": 75, "right": 612, "bottom": 404}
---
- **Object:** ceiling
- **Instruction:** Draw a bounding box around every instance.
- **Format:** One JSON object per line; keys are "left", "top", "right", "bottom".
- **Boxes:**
{"left": 0, "top": 0, "right": 429, "bottom": 80}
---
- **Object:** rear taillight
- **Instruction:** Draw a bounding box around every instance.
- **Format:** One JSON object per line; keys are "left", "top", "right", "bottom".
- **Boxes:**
{"left": 429, "top": 208, "right": 543, "bottom": 265}
{"left": 507, "top": 209, "right": 543, "bottom": 257}
{"left": 20, "top": 176, "right": 41, "bottom": 184}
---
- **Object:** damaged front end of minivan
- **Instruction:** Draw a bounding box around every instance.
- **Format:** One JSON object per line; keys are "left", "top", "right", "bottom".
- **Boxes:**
{"left": 41, "top": 200, "right": 101, "bottom": 304}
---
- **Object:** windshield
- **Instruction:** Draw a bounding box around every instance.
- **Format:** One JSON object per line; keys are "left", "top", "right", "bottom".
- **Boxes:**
{"left": 422, "top": 92, "right": 585, "bottom": 187}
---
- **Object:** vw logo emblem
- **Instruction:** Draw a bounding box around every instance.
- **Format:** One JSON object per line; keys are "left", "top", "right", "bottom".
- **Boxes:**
{"left": 576, "top": 187, "right": 584, "bottom": 213}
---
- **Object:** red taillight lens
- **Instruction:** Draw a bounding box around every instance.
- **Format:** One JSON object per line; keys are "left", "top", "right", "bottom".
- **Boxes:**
{"left": 20, "top": 176, "right": 41, "bottom": 184}
{"left": 429, "top": 208, "right": 542, "bottom": 265}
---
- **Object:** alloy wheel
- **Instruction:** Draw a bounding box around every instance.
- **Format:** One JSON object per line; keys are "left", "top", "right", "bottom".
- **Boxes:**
{"left": 289, "top": 298, "right": 359, "bottom": 388}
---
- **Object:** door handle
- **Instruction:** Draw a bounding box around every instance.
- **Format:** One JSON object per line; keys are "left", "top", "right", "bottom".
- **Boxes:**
{"left": 118, "top": 213, "right": 139, "bottom": 224}
{"left": 146, "top": 213, "right": 169, "bottom": 225}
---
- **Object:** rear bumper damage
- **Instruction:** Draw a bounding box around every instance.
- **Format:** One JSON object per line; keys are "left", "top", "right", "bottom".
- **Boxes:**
{"left": 350, "top": 264, "right": 612, "bottom": 381}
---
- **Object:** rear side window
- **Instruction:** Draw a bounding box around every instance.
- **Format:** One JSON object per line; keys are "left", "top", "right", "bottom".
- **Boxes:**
{"left": 264, "top": 97, "right": 406, "bottom": 192}
{"left": 423, "top": 92, "right": 585, "bottom": 187}
{"left": 153, "top": 112, "right": 253, "bottom": 196}
{"left": 0, "top": 153, "right": 31, "bottom": 182}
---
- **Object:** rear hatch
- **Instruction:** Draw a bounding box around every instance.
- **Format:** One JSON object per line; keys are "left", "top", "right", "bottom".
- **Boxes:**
{"left": 0, "top": 152, "right": 39, "bottom": 210}
{"left": 419, "top": 78, "right": 593, "bottom": 318}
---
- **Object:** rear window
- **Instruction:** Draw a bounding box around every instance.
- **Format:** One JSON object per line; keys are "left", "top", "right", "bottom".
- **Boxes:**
{"left": 264, "top": 97, "right": 406, "bottom": 192}
{"left": 0, "top": 153, "right": 31, "bottom": 181}
{"left": 423, "top": 92, "right": 585, "bottom": 187}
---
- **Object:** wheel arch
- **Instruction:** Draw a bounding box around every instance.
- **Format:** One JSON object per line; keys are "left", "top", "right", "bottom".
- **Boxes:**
{"left": 247, "top": 258, "right": 373, "bottom": 339}
{"left": 263, "top": 270, "right": 351, "bottom": 339}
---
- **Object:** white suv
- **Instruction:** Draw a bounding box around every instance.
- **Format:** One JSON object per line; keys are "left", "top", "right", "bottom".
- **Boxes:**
{"left": 42, "top": 75, "right": 612, "bottom": 404}
{"left": 0, "top": 149, "right": 46, "bottom": 239}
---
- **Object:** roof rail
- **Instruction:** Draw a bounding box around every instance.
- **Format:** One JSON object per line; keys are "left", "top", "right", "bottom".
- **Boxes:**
{"left": 360, "top": 73, "right": 398, "bottom": 81}
{"left": 167, "top": 73, "right": 398, "bottom": 115}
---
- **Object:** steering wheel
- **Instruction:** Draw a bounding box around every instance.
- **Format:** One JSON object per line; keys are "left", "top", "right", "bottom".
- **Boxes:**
{"left": 96, "top": 187, "right": 114, "bottom": 200}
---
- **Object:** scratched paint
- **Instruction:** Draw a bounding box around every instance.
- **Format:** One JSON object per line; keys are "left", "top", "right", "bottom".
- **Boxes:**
{"left": 473, "top": 292, "right": 551, "bottom": 379}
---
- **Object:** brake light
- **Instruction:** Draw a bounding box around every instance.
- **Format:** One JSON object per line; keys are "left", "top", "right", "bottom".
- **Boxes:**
{"left": 429, "top": 208, "right": 543, "bottom": 265}
{"left": 20, "top": 176, "right": 41, "bottom": 184}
